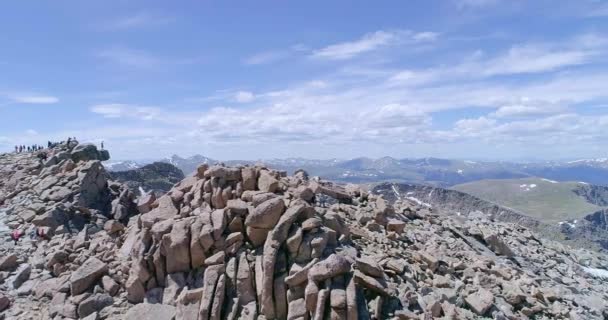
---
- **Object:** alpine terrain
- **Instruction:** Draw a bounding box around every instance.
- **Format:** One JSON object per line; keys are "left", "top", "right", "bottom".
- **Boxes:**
{"left": 0, "top": 142, "right": 607, "bottom": 320}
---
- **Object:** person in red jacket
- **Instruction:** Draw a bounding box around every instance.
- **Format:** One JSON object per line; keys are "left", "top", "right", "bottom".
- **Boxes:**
{"left": 36, "top": 228, "right": 49, "bottom": 241}
{"left": 11, "top": 229, "right": 24, "bottom": 245}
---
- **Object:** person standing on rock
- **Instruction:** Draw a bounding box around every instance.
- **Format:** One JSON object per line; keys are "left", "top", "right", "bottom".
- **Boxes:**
{"left": 101, "top": 141, "right": 104, "bottom": 150}
{"left": 11, "top": 229, "right": 24, "bottom": 245}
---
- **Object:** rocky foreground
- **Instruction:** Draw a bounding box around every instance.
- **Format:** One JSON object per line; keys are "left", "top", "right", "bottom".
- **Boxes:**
{"left": 0, "top": 145, "right": 608, "bottom": 319}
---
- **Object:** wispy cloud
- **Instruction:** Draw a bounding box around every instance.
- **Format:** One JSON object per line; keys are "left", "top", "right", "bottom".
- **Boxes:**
{"left": 481, "top": 45, "right": 592, "bottom": 76}
{"left": 311, "top": 30, "right": 438, "bottom": 60}
{"left": 101, "top": 12, "right": 173, "bottom": 31}
{"left": 490, "top": 98, "right": 568, "bottom": 118}
{"left": 8, "top": 94, "right": 59, "bottom": 104}
{"left": 389, "top": 34, "right": 606, "bottom": 87}
{"left": 235, "top": 91, "right": 255, "bottom": 103}
{"left": 243, "top": 44, "right": 309, "bottom": 65}
{"left": 90, "top": 103, "right": 161, "bottom": 120}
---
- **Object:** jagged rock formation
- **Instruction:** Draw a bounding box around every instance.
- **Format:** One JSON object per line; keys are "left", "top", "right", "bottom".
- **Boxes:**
{"left": 0, "top": 151, "right": 608, "bottom": 319}
{"left": 109, "top": 162, "right": 185, "bottom": 196}
{"left": 573, "top": 184, "right": 608, "bottom": 207}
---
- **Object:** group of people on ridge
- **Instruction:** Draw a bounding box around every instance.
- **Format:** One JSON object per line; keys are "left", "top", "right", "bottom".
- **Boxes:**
{"left": 14, "top": 144, "right": 43, "bottom": 153}
{"left": 13, "top": 137, "right": 80, "bottom": 154}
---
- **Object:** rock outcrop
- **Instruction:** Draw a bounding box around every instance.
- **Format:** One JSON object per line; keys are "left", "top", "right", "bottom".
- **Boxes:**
{"left": 0, "top": 149, "right": 607, "bottom": 320}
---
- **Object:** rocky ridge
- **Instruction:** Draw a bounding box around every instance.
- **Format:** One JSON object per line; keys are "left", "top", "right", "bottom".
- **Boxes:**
{"left": 109, "top": 162, "right": 185, "bottom": 196}
{"left": 0, "top": 149, "right": 607, "bottom": 319}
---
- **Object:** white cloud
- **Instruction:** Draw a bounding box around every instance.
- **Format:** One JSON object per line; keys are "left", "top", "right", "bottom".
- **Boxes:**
{"left": 100, "top": 12, "right": 173, "bottom": 31}
{"left": 25, "top": 129, "right": 38, "bottom": 136}
{"left": 243, "top": 51, "right": 289, "bottom": 65}
{"left": 389, "top": 35, "right": 605, "bottom": 88}
{"left": 311, "top": 30, "right": 437, "bottom": 60}
{"left": 312, "top": 31, "right": 396, "bottom": 60}
{"left": 412, "top": 32, "right": 440, "bottom": 42}
{"left": 90, "top": 104, "right": 161, "bottom": 120}
{"left": 9, "top": 95, "right": 59, "bottom": 104}
{"left": 90, "top": 104, "right": 123, "bottom": 118}
{"left": 235, "top": 91, "right": 255, "bottom": 103}
{"left": 491, "top": 98, "right": 568, "bottom": 118}
{"left": 481, "top": 45, "right": 592, "bottom": 76}
{"left": 455, "top": 117, "right": 497, "bottom": 135}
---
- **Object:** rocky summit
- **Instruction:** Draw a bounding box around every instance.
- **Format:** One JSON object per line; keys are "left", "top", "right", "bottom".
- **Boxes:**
{"left": 0, "top": 145, "right": 608, "bottom": 320}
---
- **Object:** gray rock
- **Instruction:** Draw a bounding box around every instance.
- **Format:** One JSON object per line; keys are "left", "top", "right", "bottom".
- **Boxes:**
{"left": 0, "top": 254, "right": 18, "bottom": 271}
{"left": 245, "top": 197, "right": 285, "bottom": 229}
{"left": 77, "top": 293, "right": 113, "bottom": 318}
{"left": 70, "top": 257, "right": 108, "bottom": 296}
{"left": 465, "top": 288, "right": 494, "bottom": 316}
{"left": 125, "top": 303, "right": 176, "bottom": 320}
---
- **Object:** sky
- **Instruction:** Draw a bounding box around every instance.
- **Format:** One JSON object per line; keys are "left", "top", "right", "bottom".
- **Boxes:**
{"left": 1, "top": 0, "right": 608, "bottom": 161}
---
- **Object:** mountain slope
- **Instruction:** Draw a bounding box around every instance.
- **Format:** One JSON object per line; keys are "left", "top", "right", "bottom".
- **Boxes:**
{"left": 452, "top": 178, "right": 604, "bottom": 223}
{"left": 373, "top": 182, "right": 608, "bottom": 251}
{"left": 109, "top": 162, "right": 184, "bottom": 195}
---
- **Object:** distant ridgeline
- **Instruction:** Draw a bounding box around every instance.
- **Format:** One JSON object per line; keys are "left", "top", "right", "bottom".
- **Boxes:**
{"left": 109, "top": 162, "right": 185, "bottom": 196}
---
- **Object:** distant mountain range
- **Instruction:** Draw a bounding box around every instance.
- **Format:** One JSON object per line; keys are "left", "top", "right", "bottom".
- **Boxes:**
{"left": 103, "top": 154, "right": 608, "bottom": 250}
{"left": 105, "top": 154, "right": 608, "bottom": 187}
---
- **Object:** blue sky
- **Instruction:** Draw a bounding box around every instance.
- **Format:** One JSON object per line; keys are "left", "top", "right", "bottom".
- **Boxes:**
{"left": 1, "top": 0, "right": 608, "bottom": 161}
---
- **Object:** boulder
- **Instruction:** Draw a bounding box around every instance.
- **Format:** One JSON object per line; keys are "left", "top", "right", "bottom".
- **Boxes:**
{"left": 9, "top": 264, "right": 31, "bottom": 289}
{"left": 309, "top": 254, "right": 352, "bottom": 282}
{"left": 386, "top": 219, "right": 406, "bottom": 233}
{"left": 0, "top": 293, "right": 9, "bottom": 312}
{"left": 465, "top": 288, "right": 494, "bottom": 316}
{"left": 71, "top": 143, "right": 108, "bottom": 163}
{"left": 356, "top": 257, "right": 384, "bottom": 278}
{"left": 70, "top": 257, "right": 108, "bottom": 296}
{"left": 258, "top": 170, "right": 279, "bottom": 193}
{"left": 101, "top": 276, "right": 119, "bottom": 296}
{"left": 245, "top": 197, "right": 285, "bottom": 229}
{"left": 241, "top": 167, "right": 257, "bottom": 191}
{"left": 163, "top": 219, "right": 191, "bottom": 274}
{"left": 125, "top": 303, "right": 176, "bottom": 320}
{"left": 141, "top": 195, "right": 179, "bottom": 227}
{"left": 77, "top": 293, "right": 113, "bottom": 318}
{"left": 0, "top": 254, "right": 18, "bottom": 271}
{"left": 137, "top": 192, "right": 157, "bottom": 214}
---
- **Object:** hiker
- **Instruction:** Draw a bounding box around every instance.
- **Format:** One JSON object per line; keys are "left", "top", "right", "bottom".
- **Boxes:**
{"left": 36, "top": 227, "right": 49, "bottom": 241}
{"left": 11, "top": 229, "right": 24, "bottom": 245}
{"left": 101, "top": 141, "right": 104, "bottom": 150}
